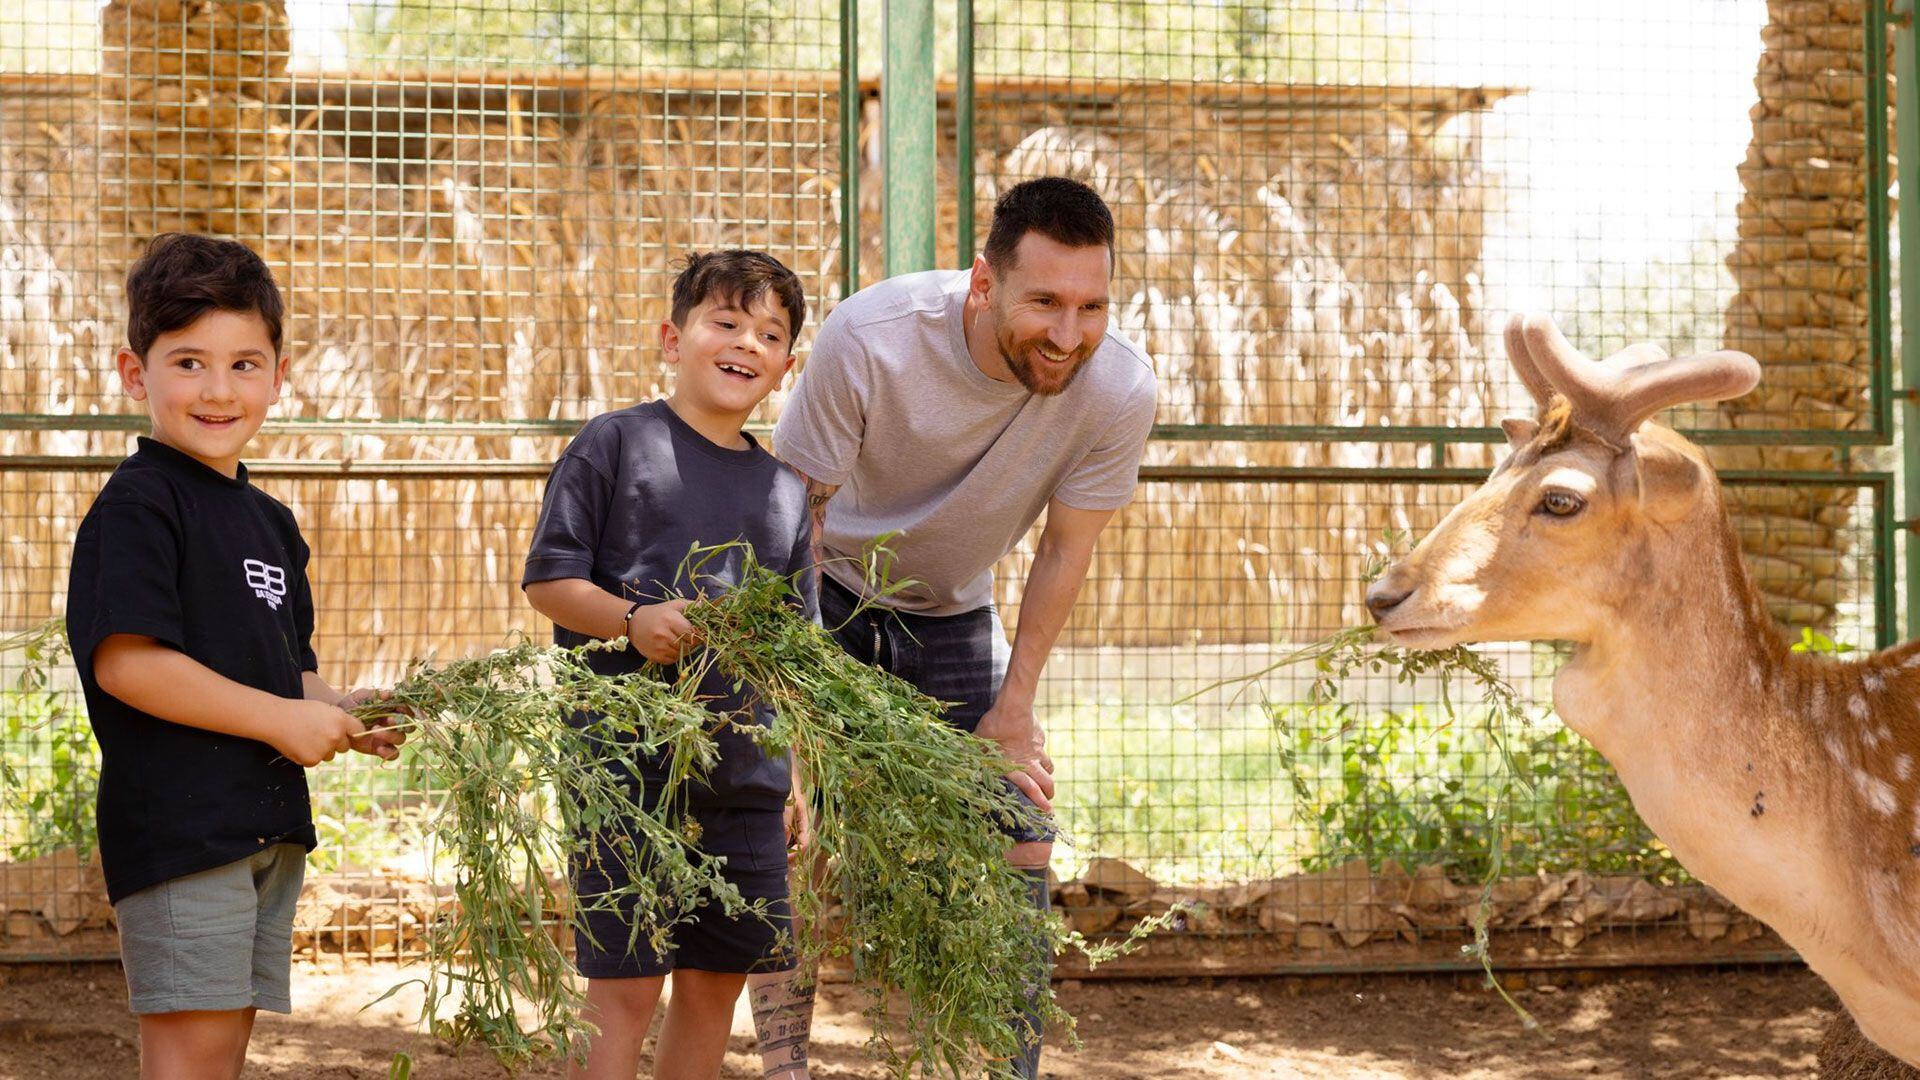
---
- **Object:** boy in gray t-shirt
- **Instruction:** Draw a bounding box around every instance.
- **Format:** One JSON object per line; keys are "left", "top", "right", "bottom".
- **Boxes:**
{"left": 759, "top": 177, "right": 1156, "bottom": 1080}
{"left": 523, "top": 250, "right": 816, "bottom": 1080}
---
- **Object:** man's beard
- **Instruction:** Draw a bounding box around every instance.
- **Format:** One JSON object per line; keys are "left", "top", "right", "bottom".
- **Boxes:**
{"left": 993, "top": 309, "right": 1093, "bottom": 396}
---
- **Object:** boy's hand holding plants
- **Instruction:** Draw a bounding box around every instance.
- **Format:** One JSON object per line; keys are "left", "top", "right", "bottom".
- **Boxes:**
{"left": 625, "top": 598, "right": 701, "bottom": 665}
{"left": 337, "top": 686, "right": 409, "bottom": 761}
{"left": 274, "top": 699, "right": 368, "bottom": 767}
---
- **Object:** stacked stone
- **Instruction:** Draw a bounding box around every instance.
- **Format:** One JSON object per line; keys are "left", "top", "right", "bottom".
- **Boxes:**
{"left": 1720, "top": 0, "right": 1886, "bottom": 630}
{"left": 98, "top": 0, "right": 291, "bottom": 246}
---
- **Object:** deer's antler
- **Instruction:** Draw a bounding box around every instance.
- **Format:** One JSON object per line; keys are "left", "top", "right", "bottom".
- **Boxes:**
{"left": 1514, "top": 313, "right": 1761, "bottom": 444}
{"left": 1502, "top": 313, "right": 1554, "bottom": 411}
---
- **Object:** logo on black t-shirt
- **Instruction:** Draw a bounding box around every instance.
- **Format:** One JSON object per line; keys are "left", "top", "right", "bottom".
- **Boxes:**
{"left": 244, "top": 558, "right": 288, "bottom": 610}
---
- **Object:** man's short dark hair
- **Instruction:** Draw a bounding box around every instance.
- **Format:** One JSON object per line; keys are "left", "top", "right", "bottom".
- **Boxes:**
{"left": 669, "top": 250, "right": 808, "bottom": 343}
{"left": 125, "top": 233, "right": 285, "bottom": 360}
{"left": 981, "top": 176, "right": 1116, "bottom": 271}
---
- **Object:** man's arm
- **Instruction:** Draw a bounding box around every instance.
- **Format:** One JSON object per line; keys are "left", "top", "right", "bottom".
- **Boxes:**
{"left": 974, "top": 498, "right": 1118, "bottom": 809}
{"left": 788, "top": 466, "right": 840, "bottom": 567}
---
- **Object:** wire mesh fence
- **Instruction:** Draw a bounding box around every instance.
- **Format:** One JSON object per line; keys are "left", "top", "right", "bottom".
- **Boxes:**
{"left": 2, "top": 0, "right": 849, "bottom": 427}
{"left": 0, "top": 0, "right": 1898, "bottom": 975}
{"left": 963, "top": 0, "right": 1889, "bottom": 440}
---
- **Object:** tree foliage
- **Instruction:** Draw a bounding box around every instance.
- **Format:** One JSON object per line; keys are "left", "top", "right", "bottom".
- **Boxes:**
{"left": 349, "top": 0, "right": 1411, "bottom": 82}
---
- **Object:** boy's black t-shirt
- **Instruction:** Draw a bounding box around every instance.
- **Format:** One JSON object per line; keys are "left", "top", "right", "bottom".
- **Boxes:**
{"left": 66, "top": 438, "right": 320, "bottom": 905}
{"left": 522, "top": 400, "right": 818, "bottom": 816}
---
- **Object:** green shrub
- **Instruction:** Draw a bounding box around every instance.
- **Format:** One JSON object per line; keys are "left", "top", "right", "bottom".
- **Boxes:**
{"left": 1, "top": 621, "right": 96, "bottom": 861}
{"left": 1274, "top": 701, "right": 1680, "bottom": 882}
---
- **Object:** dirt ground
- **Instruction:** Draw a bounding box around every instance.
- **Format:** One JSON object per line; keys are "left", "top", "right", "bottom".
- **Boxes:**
{"left": 0, "top": 961, "right": 1836, "bottom": 1078}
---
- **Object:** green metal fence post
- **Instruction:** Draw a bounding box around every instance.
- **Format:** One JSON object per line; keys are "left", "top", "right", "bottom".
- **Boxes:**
{"left": 883, "top": 0, "right": 938, "bottom": 275}
{"left": 1876, "top": 473, "right": 1898, "bottom": 649}
{"left": 840, "top": 0, "right": 862, "bottom": 299}
{"left": 1896, "top": 0, "right": 1920, "bottom": 639}
{"left": 1869, "top": 2, "right": 1894, "bottom": 444}
{"left": 957, "top": 0, "right": 976, "bottom": 265}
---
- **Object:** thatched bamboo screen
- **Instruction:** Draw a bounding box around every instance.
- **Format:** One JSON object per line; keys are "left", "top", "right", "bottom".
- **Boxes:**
{"left": 2, "top": 58, "right": 1515, "bottom": 664}
{"left": 98, "top": 0, "right": 293, "bottom": 245}
{"left": 0, "top": 1, "right": 1890, "bottom": 660}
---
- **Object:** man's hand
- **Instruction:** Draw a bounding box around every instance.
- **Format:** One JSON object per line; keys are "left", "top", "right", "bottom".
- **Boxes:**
{"left": 784, "top": 755, "right": 814, "bottom": 857}
{"left": 784, "top": 793, "right": 812, "bottom": 858}
{"left": 627, "top": 599, "right": 699, "bottom": 664}
{"left": 976, "top": 499, "right": 1109, "bottom": 816}
{"left": 273, "top": 699, "right": 367, "bottom": 767}
{"left": 974, "top": 697, "right": 1055, "bottom": 812}
{"left": 337, "top": 687, "right": 407, "bottom": 761}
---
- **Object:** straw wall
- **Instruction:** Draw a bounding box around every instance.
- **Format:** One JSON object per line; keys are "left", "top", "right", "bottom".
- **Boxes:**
{"left": 2, "top": 49, "right": 1500, "bottom": 658}
{"left": 1716, "top": 0, "right": 1885, "bottom": 631}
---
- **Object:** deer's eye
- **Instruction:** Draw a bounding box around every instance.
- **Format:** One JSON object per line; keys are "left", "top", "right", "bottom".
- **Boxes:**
{"left": 1538, "top": 491, "right": 1586, "bottom": 518}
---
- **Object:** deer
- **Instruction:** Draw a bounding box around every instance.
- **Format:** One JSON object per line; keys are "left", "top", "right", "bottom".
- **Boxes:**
{"left": 1364, "top": 313, "right": 1920, "bottom": 1069}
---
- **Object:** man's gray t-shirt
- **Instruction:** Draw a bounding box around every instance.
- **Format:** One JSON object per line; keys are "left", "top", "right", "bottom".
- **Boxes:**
{"left": 773, "top": 268, "right": 1157, "bottom": 616}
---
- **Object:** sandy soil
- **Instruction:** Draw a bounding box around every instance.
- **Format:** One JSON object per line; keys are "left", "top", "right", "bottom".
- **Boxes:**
{"left": 0, "top": 961, "right": 1836, "bottom": 1078}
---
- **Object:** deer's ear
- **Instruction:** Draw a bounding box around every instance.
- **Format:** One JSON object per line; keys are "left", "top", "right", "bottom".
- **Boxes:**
{"left": 1500, "top": 417, "right": 1539, "bottom": 447}
{"left": 1617, "top": 431, "right": 1707, "bottom": 524}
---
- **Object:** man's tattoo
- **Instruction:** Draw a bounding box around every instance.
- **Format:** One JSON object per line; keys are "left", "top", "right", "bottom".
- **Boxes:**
{"left": 804, "top": 479, "right": 836, "bottom": 553}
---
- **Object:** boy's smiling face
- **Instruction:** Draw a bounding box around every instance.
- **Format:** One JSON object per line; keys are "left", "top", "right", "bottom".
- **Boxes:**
{"left": 117, "top": 308, "right": 287, "bottom": 477}
{"left": 661, "top": 293, "right": 797, "bottom": 420}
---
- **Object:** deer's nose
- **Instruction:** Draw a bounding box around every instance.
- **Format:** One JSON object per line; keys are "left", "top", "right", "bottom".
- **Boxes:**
{"left": 1365, "top": 581, "right": 1412, "bottom": 621}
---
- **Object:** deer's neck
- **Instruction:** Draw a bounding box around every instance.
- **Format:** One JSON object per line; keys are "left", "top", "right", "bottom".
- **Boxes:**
{"left": 1554, "top": 509, "right": 1792, "bottom": 804}
{"left": 1550, "top": 502, "right": 1920, "bottom": 1019}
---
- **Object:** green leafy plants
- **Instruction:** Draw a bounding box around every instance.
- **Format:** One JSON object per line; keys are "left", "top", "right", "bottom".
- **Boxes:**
{"left": 1, "top": 619, "right": 96, "bottom": 861}
{"left": 683, "top": 547, "right": 1170, "bottom": 1078}
{"left": 1275, "top": 701, "right": 1676, "bottom": 883}
{"left": 356, "top": 637, "right": 742, "bottom": 1066}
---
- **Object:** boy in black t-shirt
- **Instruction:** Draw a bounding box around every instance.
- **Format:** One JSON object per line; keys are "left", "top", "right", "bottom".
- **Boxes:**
{"left": 65, "top": 234, "right": 402, "bottom": 1080}
{"left": 522, "top": 250, "right": 817, "bottom": 1080}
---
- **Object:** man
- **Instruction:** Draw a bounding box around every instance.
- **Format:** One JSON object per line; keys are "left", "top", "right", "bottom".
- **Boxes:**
{"left": 749, "top": 176, "right": 1157, "bottom": 1080}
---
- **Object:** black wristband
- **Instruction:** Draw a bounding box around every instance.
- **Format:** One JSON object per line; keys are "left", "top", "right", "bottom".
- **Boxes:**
{"left": 621, "top": 600, "right": 643, "bottom": 649}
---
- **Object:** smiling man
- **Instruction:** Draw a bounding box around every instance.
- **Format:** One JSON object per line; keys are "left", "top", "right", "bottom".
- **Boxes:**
{"left": 750, "top": 177, "right": 1158, "bottom": 1080}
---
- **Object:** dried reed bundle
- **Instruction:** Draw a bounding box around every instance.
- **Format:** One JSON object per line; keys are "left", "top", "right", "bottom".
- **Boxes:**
{"left": 98, "top": 0, "right": 293, "bottom": 241}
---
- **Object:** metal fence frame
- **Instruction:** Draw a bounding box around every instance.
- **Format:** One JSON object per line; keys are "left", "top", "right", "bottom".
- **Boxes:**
{"left": 0, "top": 0, "right": 1909, "bottom": 973}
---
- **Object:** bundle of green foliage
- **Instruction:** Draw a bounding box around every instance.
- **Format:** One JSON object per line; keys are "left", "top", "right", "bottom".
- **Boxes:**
{"left": 684, "top": 551, "right": 1165, "bottom": 1076}
{"left": 3, "top": 561, "right": 1172, "bottom": 1075}
{"left": 358, "top": 637, "right": 741, "bottom": 1065}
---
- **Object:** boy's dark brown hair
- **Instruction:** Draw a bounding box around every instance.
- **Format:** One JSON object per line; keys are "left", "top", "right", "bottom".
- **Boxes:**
{"left": 669, "top": 250, "right": 807, "bottom": 343}
{"left": 981, "top": 176, "right": 1116, "bottom": 271}
{"left": 125, "top": 233, "right": 285, "bottom": 360}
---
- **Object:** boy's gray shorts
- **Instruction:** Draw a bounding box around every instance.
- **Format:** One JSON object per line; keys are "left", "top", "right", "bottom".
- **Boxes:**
{"left": 114, "top": 843, "right": 306, "bottom": 1015}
